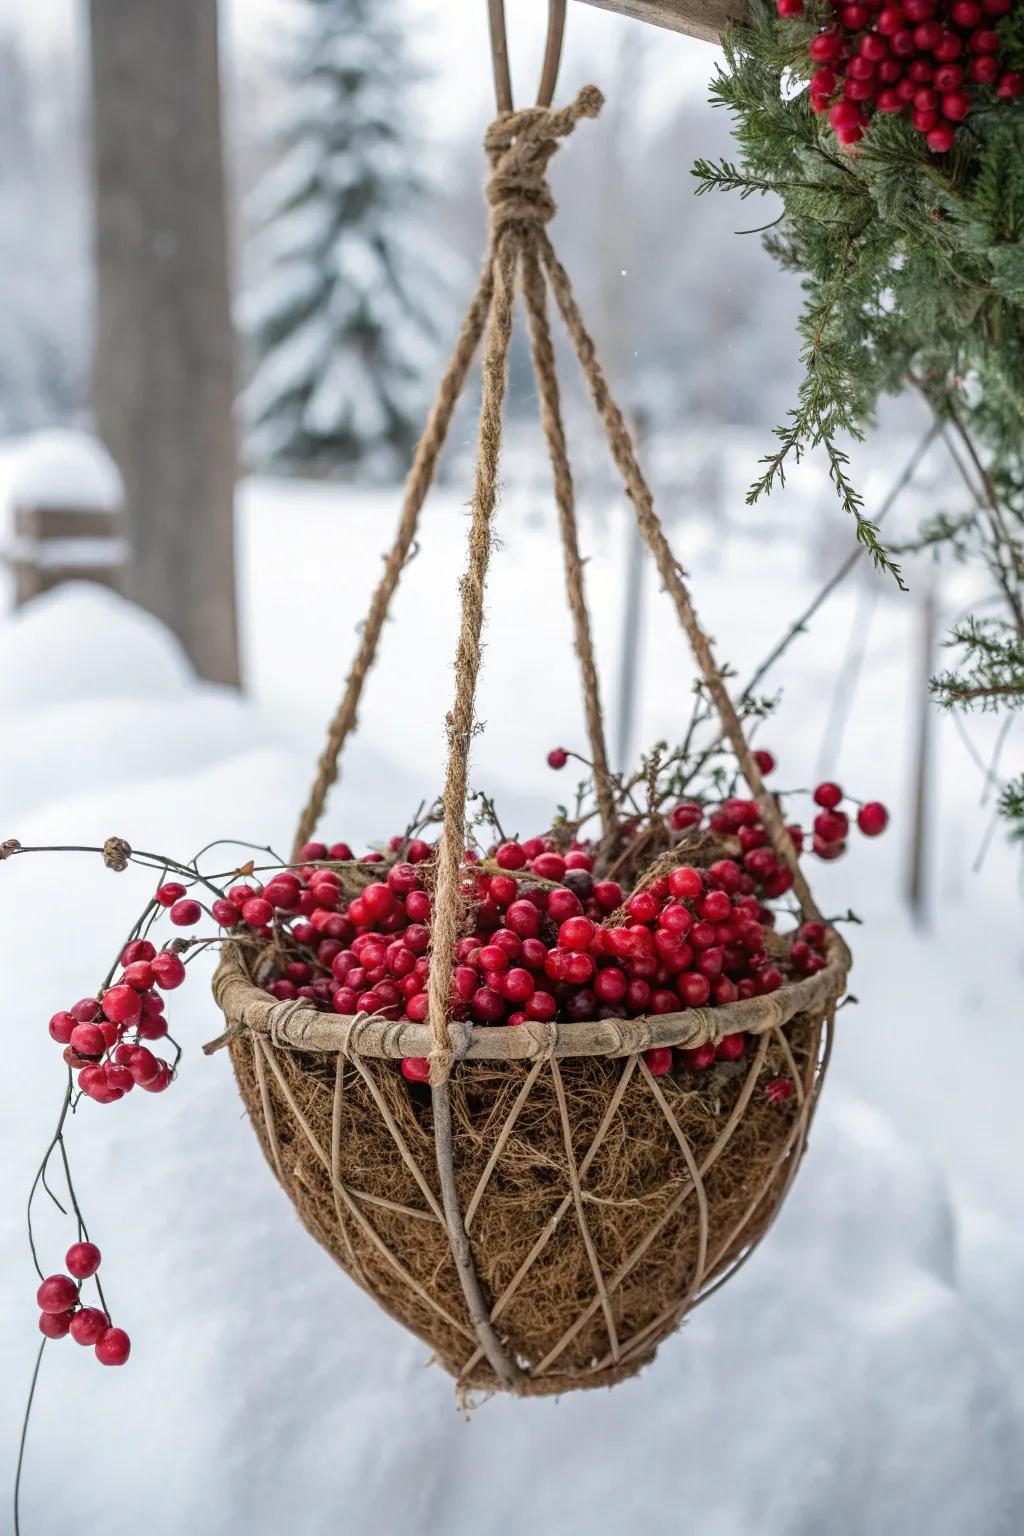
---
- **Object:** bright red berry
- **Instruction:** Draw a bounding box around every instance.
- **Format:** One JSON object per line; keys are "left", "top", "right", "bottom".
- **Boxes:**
{"left": 546, "top": 748, "right": 568, "bottom": 770}
{"left": 65, "top": 1241, "right": 102, "bottom": 1279}
{"left": 39, "top": 1309, "right": 73, "bottom": 1339}
{"left": 681, "top": 1042, "right": 716, "bottom": 1070}
{"left": 95, "top": 1327, "right": 131, "bottom": 1366}
{"left": 169, "top": 898, "right": 202, "bottom": 928}
{"left": 813, "top": 781, "right": 843, "bottom": 809}
{"left": 155, "top": 882, "right": 186, "bottom": 907}
{"left": 70, "top": 1307, "right": 110, "bottom": 1346}
{"left": 37, "top": 1274, "right": 78, "bottom": 1313}
{"left": 151, "top": 951, "right": 186, "bottom": 989}
{"left": 857, "top": 801, "right": 889, "bottom": 835}
{"left": 644, "top": 1047, "right": 673, "bottom": 1076}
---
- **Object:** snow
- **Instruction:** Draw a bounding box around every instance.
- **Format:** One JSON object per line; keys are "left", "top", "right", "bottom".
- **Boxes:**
{"left": 2, "top": 467, "right": 1024, "bottom": 1534}
{"left": 7, "top": 429, "right": 123, "bottom": 513}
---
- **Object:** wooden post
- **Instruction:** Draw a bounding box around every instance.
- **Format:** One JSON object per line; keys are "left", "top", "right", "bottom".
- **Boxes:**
{"left": 906, "top": 581, "right": 936, "bottom": 928}
{"left": 573, "top": 0, "right": 744, "bottom": 43}
{"left": 88, "top": 0, "right": 240, "bottom": 686}
{"left": 1, "top": 431, "right": 127, "bottom": 606}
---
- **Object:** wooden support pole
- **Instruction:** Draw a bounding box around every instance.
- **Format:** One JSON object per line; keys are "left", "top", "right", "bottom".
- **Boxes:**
{"left": 573, "top": 0, "right": 744, "bottom": 44}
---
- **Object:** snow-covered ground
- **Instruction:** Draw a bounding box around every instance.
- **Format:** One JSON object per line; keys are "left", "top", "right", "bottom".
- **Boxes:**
{"left": 1, "top": 459, "right": 1023, "bottom": 1534}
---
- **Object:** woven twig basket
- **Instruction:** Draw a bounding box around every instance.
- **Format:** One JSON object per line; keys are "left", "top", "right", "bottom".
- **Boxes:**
{"left": 213, "top": 914, "right": 843, "bottom": 1396}
{"left": 210, "top": 17, "right": 850, "bottom": 1398}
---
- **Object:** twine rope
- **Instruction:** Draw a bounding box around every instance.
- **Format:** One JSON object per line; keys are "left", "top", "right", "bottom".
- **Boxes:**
{"left": 294, "top": 82, "right": 826, "bottom": 1079}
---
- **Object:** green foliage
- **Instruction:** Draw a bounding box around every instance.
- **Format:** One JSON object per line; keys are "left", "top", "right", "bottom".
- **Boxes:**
{"left": 694, "top": 0, "right": 1024, "bottom": 843}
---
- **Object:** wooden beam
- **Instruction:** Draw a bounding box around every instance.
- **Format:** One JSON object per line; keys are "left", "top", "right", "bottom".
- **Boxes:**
{"left": 573, "top": 0, "right": 744, "bottom": 44}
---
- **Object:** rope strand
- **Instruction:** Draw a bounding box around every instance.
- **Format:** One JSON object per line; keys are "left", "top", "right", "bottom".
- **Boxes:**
{"left": 520, "top": 245, "right": 616, "bottom": 836}
{"left": 290, "top": 264, "right": 496, "bottom": 860}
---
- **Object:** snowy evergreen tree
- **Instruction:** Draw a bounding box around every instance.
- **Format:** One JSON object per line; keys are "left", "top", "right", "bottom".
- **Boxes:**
{"left": 242, "top": 0, "right": 437, "bottom": 476}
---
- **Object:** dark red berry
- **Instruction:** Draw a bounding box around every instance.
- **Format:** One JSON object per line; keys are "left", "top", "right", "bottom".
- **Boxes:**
{"left": 546, "top": 748, "right": 568, "bottom": 770}
{"left": 37, "top": 1274, "right": 78, "bottom": 1313}
{"left": 95, "top": 1327, "right": 131, "bottom": 1366}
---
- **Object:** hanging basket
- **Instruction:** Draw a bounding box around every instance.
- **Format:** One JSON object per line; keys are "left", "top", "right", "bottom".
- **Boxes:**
{"left": 210, "top": 4, "right": 850, "bottom": 1398}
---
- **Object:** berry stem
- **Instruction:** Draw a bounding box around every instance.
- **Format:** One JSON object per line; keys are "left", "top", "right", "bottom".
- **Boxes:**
{"left": 13, "top": 1338, "right": 45, "bottom": 1536}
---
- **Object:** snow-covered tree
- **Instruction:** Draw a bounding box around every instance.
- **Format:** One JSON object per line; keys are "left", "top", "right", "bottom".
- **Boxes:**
{"left": 242, "top": 0, "right": 437, "bottom": 476}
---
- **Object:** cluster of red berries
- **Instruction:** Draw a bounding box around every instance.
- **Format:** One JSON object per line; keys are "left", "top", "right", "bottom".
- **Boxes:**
{"left": 36, "top": 1243, "right": 130, "bottom": 1366}
{"left": 233, "top": 757, "right": 887, "bottom": 1085}
{"left": 47, "top": 934, "right": 184, "bottom": 1104}
{"left": 774, "top": 0, "right": 1022, "bottom": 150}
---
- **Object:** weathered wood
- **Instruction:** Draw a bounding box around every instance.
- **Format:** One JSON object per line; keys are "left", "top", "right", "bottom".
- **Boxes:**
{"left": 88, "top": 0, "right": 240, "bottom": 686}
{"left": 574, "top": 0, "right": 744, "bottom": 44}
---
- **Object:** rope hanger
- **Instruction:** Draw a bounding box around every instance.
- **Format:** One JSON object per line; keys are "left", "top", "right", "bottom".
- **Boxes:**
{"left": 281, "top": 0, "right": 836, "bottom": 1395}
{"left": 487, "top": 0, "right": 568, "bottom": 114}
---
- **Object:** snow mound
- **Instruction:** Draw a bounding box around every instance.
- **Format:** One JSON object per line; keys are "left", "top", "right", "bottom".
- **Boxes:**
{"left": 8, "top": 429, "right": 123, "bottom": 513}
{"left": 0, "top": 584, "right": 194, "bottom": 708}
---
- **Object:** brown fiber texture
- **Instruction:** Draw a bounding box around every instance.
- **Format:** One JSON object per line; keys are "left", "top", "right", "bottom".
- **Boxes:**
{"left": 225, "top": 961, "right": 831, "bottom": 1396}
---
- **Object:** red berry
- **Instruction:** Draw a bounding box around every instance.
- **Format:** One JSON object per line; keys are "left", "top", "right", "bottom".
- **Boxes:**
{"left": 764, "top": 1077, "right": 794, "bottom": 1104}
{"left": 592, "top": 880, "right": 623, "bottom": 911}
{"left": 752, "top": 749, "right": 775, "bottom": 775}
{"left": 877, "top": 87, "right": 904, "bottom": 110}
{"left": 997, "top": 71, "right": 1023, "bottom": 98}
{"left": 717, "top": 1032, "right": 746, "bottom": 1061}
{"left": 546, "top": 748, "right": 568, "bottom": 770}
{"left": 122, "top": 939, "right": 156, "bottom": 966}
{"left": 913, "top": 19, "right": 943, "bottom": 47}
{"left": 667, "top": 866, "right": 703, "bottom": 900}
{"left": 644, "top": 1047, "right": 673, "bottom": 1076}
{"left": 37, "top": 1274, "right": 78, "bottom": 1313}
{"left": 857, "top": 800, "right": 889, "bottom": 835}
{"left": 48, "top": 1011, "right": 76, "bottom": 1045}
{"left": 101, "top": 984, "right": 143, "bottom": 1026}
{"left": 169, "top": 898, "right": 202, "bottom": 928}
{"left": 841, "top": 3, "right": 869, "bottom": 26}
{"left": 39, "top": 1310, "right": 73, "bottom": 1339}
{"left": 495, "top": 841, "right": 526, "bottom": 871}
{"left": 502, "top": 967, "right": 535, "bottom": 1002}
{"left": 813, "top": 781, "right": 843, "bottom": 809}
{"left": 299, "top": 841, "right": 328, "bottom": 862}
{"left": 126, "top": 1046, "right": 161, "bottom": 1085}
{"left": 800, "top": 921, "right": 827, "bottom": 948}
{"left": 934, "top": 64, "right": 964, "bottom": 89}
{"left": 64, "top": 1241, "right": 101, "bottom": 1282}
{"left": 95, "top": 1327, "right": 131, "bottom": 1366}
{"left": 967, "top": 52, "right": 999, "bottom": 80}
{"left": 813, "top": 834, "right": 846, "bottom": 861}
{"left": 941, "top": 89, "right": 971, "bottom": 119}
{"left": 70, "top": 1306, "right": 110, "bottom": 1346}
{"left": 546, "top": 887, "right": 582, "bottom": 921}
{"left": 933, "top": 30, "right": 963, "bottom": 59}
{"left": 968, "top": 27, "right": 999, "bottom": 52}
{"left": 951, "top": 0, "right": 982, "bottom": 20}
{"left": 877, "top": 6, "right": 905, "bottom": 32}
{"left": 678, "top": 973, "right": 712, "bottom": 1007}
{"left": 558, "top": 916, "right": 596, "bottom": 952}
{"left": 698, "top": 890, "right": 732, "bottom": 923}
{"left": 70, "top": 1022, "right": 105, "bottom": 1058}
{"left": 810, "top": 32, "right": 843, "bottom": 59}
{"left": 138, "top": 1062, "right": 172, "bottom": 1093}
{"left": 532, "top": 852, "right": 566, "bottom": 882}
{"left": 212, "top": 898, "right": 242, "bottom": 927}
{"left": 151, "top": 951, "right": 186, "bottom": 990}
{"left": 626, "top": 889, "right": 659, "bottom": 923}
{"left": 525, "top": 990, "right": 557, "bottom": 1021}
{"left": 71, "top": 997, "right": 101, "bottom": 1023}
{"left": 681, "top": 1042, "right": 716, "bottom": 1070}
{"left": 814, "top": 809, "right": 850, "bottom": 843}
{"left": 669, "top": 801, "right": 703, "bottom": 831}
{"left": 155, "top": 882, "right": 186, "bottom": 907}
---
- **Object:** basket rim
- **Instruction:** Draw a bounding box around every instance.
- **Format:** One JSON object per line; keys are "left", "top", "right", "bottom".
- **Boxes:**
{"left": 211, "top": 931, "right": 849, "bottom": 1063}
